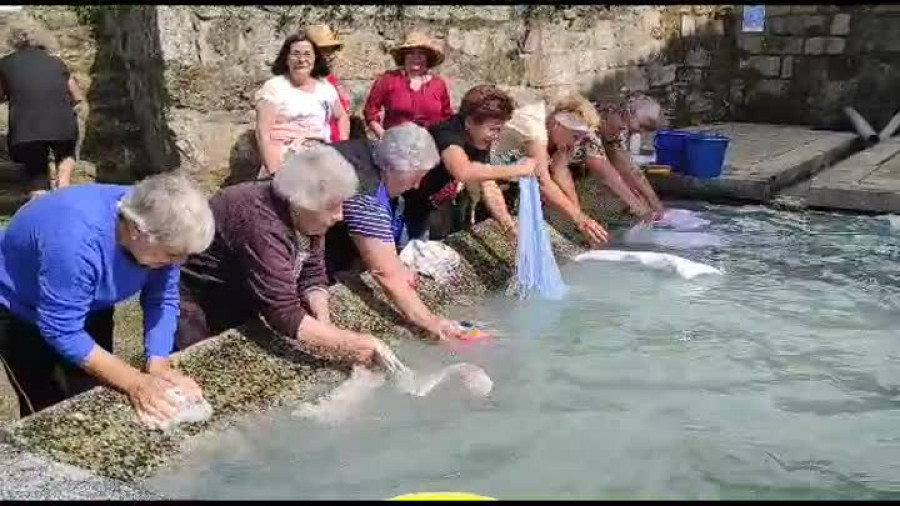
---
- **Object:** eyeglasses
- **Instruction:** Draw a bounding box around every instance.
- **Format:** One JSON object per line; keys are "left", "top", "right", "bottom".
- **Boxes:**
{"left": 288, "top": 51, "right": 315, "bottom": 59}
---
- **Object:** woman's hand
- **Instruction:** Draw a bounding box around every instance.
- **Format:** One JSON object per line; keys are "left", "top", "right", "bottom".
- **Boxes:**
{"left": 147, "top": 359, "right": 203, "bottom": 402}
{"left": 127, "top": 373, "right": 179, "bottom": 425}
{"left": 575, "top": 214, "right": 610, "bottom": 247}
{"left": 511, "top": 158, "right": 538, "bottom": 179}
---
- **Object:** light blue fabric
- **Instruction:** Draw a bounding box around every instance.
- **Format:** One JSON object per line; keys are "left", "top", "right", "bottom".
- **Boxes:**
{"left": 514, "top": 176, "right": 567, "bottom": 300}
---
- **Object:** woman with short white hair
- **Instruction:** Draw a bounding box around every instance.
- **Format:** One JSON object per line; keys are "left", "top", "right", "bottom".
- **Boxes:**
{"left": 326, "top": 123, "right": 464, "bottom": 340}
{"left": 178, "top": 144, "right": 386, "bottom": 366}
{"left": 0, "top": 172, "right": 214, "bottom": 421}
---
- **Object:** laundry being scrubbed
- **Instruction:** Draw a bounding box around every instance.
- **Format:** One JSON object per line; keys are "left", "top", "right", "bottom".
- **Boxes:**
{"left": 574, "top": 250, "right": 722, "bottom": 280}
{"left": 292, "top": 340, "right": 492, "bottom": 425}
{"left": 136, "top": 387, "right": 214, "bottom": 432}
{"left": 654, "top": 209, "right": 711, "bottom": 231}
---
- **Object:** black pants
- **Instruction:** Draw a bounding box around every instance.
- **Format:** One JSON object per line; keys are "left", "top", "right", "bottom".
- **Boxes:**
{"left": 8, "top": 139, "right": 77, "bottom": 192}
{"left": 0, "top": 304, "right": 114, "bottom": 417}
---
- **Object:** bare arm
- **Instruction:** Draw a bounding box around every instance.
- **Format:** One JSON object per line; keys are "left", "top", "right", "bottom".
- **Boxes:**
{"left": 608, "top": 148, "right": 664, "bottom": 213}
{"left": 442, "top": 145, "right": 534, "bottom": 183}
{"left": 479, "top": 180, "right": 516, "bottom": 235}
{"left": 67, "top": 75, "right": 85, "bottom": 104}
{"left": 255, "top": 100, "right": 282, "bottom": 176}
{"left": 527, "top": 141, "right": 583, "bottom": 223}
{"left": 585, "top": 154, "right": 652, "bottom": 218}
{"left": 303, "top": 287, "right": 331, "bottom": 325}
{"left": 333, "top": 98, "right": 349, "bottom": 141}
{"left": 549, "top": 148, "right": 580, "bottom": 208}
{"left": 528, "top": 141, "right": 610, "bottom": 246}
{"left": 354, "top": 236, "right": 457, "bottom": 340}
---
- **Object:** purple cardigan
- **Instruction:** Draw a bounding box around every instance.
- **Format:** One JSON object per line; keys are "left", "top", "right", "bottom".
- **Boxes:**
{"left": 179, "top": 181, "right": 327, "bottom": 338}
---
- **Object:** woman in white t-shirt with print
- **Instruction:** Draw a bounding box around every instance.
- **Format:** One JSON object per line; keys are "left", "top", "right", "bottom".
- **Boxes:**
{"left": 255, "top": 32, "right": 349, "bottom": 176}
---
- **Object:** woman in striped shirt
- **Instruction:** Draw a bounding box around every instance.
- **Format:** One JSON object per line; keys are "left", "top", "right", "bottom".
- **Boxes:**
{"left": 325, "top": 123, "right": 464, "bottom": 341}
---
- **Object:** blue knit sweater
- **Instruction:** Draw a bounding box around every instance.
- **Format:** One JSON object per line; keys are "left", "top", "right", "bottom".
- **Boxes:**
{"left": 0, "top": 184, "right": 180, "bottom": 364}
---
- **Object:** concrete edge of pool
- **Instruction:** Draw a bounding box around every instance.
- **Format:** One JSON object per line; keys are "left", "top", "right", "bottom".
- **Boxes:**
{"left": 0, "top": 181, "right": 624, "bottom": 498}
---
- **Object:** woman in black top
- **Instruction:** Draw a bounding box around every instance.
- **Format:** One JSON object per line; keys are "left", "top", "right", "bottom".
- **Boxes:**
{"left": 0, "top": 23, "right": 85, "bottom": 200}
{"left": 403, "top": 85, "right": 536, "bottom": 241}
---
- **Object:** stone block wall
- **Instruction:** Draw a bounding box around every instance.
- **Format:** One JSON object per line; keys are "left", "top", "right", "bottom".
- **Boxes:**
{"left": 734, "top": 5, "right": 900, "bottom": 130}
{"left": 6, "top": 5, "right": 737, "bottom": 189}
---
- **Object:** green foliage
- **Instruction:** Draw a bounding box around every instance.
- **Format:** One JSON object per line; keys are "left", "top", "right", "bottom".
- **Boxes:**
{"left": 70, "top": 5, "right": 133, "bottom": 27}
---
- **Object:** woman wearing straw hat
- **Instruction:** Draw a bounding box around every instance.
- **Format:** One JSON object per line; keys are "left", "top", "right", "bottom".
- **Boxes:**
{"left": 306, "top": 24, "right": 352, "bottom": 143}
{"left": 363, "top": 30, "right": 452, "bottom": 139}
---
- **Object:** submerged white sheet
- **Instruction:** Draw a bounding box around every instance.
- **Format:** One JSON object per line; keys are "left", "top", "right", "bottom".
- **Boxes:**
{"left": 574, "top": 250, "right": 722, "bottom": 280}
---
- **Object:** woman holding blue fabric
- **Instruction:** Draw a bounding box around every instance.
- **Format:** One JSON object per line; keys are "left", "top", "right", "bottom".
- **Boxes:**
{"left": 325, "top": 123, "right": 463, "bottom": 340}
{"left": 0, "top": 173, "right": 215, "bottom": 421}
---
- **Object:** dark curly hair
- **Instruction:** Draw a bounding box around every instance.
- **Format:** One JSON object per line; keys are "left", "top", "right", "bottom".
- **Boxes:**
{"left": 271, "top": 32, "right": 331, "bottom": 78}
{"left": 458, "top": 84, "right": 517, "bottom": 124}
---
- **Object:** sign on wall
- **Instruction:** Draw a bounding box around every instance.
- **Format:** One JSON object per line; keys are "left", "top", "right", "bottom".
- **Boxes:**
{"left": 742, "top": 5, "right": 765, "bottom": 33}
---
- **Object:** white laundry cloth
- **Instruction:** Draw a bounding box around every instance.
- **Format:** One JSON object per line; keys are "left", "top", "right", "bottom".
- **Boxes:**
{"left": 399, "top": 239, "right": 463, "bottom": 282}
{"left": 624, "top": 225, "right": 724, "bottom": 249}
{"left": 137, "top": 387, "right": 214, "bottom": 432}
{"left": 574, "top": 250, "right": 722, "bottom": 280}
{"left": 292, "top": 341, "right": 492, "bottom": 424}
{"left": 654, "top": 209, "right": 711, "bottom": 231}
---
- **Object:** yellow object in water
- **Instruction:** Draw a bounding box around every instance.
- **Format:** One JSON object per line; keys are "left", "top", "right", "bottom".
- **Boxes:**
{"left": 390, "top": 492, "right": 496, "bottom": 501}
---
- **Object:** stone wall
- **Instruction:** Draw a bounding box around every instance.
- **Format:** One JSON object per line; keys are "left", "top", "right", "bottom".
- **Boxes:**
{"left": 734, "top": 5, "right": 900, "bottom": 130}
{"left": 63, "top": 5, "right": 738, "bottom": 189}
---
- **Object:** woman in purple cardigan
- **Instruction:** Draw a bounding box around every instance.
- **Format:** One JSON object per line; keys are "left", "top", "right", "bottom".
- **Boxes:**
{"left": 178, "top": 144, "right": 387, "bottom": 367}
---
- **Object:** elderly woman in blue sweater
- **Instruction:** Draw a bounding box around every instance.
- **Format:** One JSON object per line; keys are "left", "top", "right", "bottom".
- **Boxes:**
{"left": 0, "top": 172, "right": 215, "bottom": 424}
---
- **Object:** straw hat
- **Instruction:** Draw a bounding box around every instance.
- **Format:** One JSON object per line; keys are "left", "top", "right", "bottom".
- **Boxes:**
{"left": 389, "top": 31, "right": 445, "bottom": 68}
{"left": 306, "top": 24, "right": 343, "bottom": 50}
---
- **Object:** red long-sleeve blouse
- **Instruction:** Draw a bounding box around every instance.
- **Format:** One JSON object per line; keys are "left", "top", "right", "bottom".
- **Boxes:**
{"left": 363, "top": 70, "right": 452, "bottom": 130}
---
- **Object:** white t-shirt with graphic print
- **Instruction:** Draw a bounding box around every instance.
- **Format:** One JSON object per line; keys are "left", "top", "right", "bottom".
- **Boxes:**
{"left": 255, "top": 75, "right": 339, "bottom": 142}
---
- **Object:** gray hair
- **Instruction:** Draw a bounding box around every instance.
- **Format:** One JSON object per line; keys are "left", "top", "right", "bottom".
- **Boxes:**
{"left": 372, "top": 122, "right": 441, "bottom": 173}
{"left": 273, "top": 144, "right": 359, "bottom": 211}
{"left": 631, "top": 96, "right": 663, "bottom": 129}
{"left": 118, "top": 172, "right": 215, "bottom": 255}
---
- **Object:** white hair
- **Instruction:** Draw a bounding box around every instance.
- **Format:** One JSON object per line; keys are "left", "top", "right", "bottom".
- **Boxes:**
{"left": 372, "top": 122, "right": 440, "bottom": 173}
{"left": 118, "top": 172, "right": 215, "bottom": 255}
{"left": 631, "top": 96, "right": 664, "bottom": 129}
{"left": 273, "top": 144, "right": 359, "bottom": 211}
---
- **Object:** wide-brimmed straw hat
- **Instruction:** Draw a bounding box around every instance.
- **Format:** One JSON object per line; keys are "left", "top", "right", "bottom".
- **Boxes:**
{"left": 389, "top": 31, "right": 445, "bottom": 68}
{"left": 306, "top": 24, "right": 343, "bottom": 50}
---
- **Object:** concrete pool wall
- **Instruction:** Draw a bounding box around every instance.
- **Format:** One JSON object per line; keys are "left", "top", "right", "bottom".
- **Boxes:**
{"left": 0, "top": 179, "right": 625, "bottom": 494}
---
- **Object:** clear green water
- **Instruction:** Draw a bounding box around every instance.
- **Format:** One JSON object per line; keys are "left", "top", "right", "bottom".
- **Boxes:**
{"left": 146, "top": 204, "right": 900, "bottom": 500}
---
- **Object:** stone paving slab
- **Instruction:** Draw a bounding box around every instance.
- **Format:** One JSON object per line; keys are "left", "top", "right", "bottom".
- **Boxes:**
{"left": 0, "top": 440, "right": 159, "bottom": 500}
{"left": 801, "top": 138, "right": 900, "bottom": 213}
{"left": 646, "top": 123, "right": 858, "bottom": 203}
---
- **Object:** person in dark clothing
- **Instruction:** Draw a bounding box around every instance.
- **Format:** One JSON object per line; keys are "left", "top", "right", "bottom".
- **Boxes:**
{"left": 0, "top": 23, "right": 85, "bottom": 199}
{"left": 324, "top": 123, "right": 463, "bottom": 341}
{"left": 177, "top": 144, "right": 387, "bottom": 368}
{"left": 402, "top": 85, "right": 536, "bottom": 242}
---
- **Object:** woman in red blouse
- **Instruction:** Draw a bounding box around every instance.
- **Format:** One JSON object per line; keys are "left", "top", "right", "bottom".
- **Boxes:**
{"left": 364, "top": 31, "right": 452, "bottom": 139}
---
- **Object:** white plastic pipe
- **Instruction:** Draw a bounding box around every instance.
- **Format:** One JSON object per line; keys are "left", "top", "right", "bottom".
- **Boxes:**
{"left": 879, "top": 111, "right": 900, "bottom": 141}
{"left": 844, "top": 106, "right": 879, "bottom": 145}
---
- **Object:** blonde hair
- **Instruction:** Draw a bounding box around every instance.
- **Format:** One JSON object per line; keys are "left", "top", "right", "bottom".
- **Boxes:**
{"left": 4, "top": 15, "right": 57, "bottom": 53}
{"left": 550, "top": 93, "right": 600, "bottom": 130}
